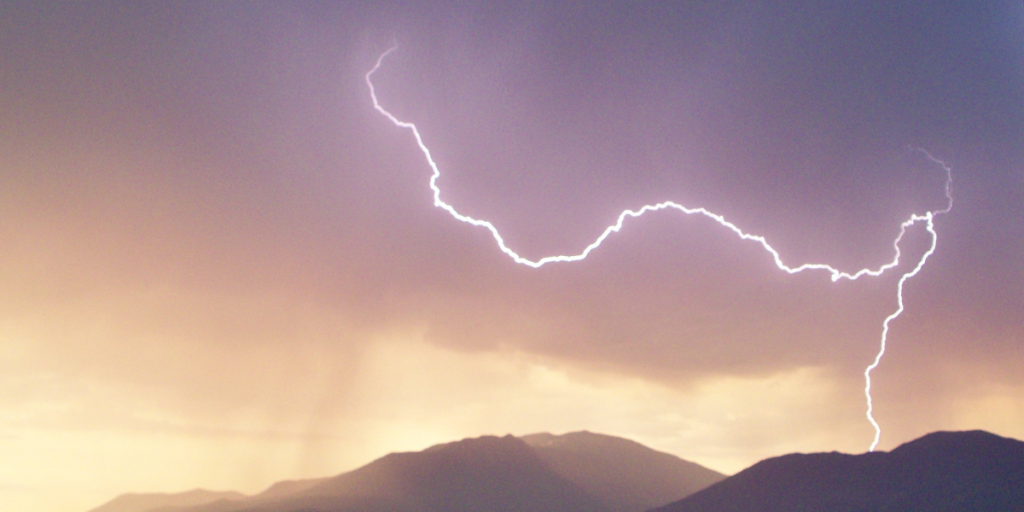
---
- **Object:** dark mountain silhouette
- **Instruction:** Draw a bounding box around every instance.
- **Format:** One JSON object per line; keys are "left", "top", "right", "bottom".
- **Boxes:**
{"left": 522, "top": 431, "right": 725, "bottom": 512}
{"left": 134, "top": 432, "right": 721, "bottom": 512}
{"left": 86, "top": 489, "right": 246, "bottom": 512}
{"left": 87, "top": 479, "right": 330, "bottom": 512}
{"left": 247, "top": 478, "right": 326, "bottom": 500}
{"left": 141, "top": 478, "right": 331, "bottom": 512}
{"left": 653, "top": 430, "right": 1024, "bottom": 512}
{"left": 172, "top": 434, "right": 610, "bottom": 512}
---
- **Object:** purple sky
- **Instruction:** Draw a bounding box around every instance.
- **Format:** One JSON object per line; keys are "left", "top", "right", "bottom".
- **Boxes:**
{"left": 2, "top": 2, "right": 1023, "bottom": 511}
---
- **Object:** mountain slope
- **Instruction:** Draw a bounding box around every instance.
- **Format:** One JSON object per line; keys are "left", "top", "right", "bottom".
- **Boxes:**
{"left": 169, "top": 435, "right": 610, "bottom": 512}
{"left": 653, "top": 430, "right": 1024, "bottom": 512}
{"left": 248, "top": 478, "right": 326, "bottom": 500}
{"left": 297, "top": 434, "right": 610, "bottom": 512}
{"left": 87, "top": 489, "right": 246, "bottom": 512}
{"left": 96, "top": 431, "right": 725, "bottom": 512}
{"left": 522, "top": 431, "right": 725, "bottom": 512}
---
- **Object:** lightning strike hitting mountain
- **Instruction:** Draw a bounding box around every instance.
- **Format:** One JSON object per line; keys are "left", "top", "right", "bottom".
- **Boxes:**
{"left": 365, "top": 45, "right": 953, "bottom": 451}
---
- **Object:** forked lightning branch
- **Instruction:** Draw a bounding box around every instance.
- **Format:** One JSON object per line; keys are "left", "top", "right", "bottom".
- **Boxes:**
{"left": 365, "top": 45, "right": 953, "bottom": 452}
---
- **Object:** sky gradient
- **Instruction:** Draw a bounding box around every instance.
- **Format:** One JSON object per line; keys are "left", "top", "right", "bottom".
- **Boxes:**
{"left": 2, "top": 2, "right": 1023, "bottom": 512}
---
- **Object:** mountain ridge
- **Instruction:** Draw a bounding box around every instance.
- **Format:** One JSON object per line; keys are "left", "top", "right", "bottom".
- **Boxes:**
{"left": 654, "top": 429, "right": 1024, "bottom": 512}
{"left": 86, "top": 489, "right": 246, "bottom": 512}
{"left": 91, "top": 429, "right": 1024, "bottom": 512}
{"left": 522, "top": 431, "right": 724, "bottom": 512}
{"left": 89, "top": 431, "right": 723, "bottom": 512}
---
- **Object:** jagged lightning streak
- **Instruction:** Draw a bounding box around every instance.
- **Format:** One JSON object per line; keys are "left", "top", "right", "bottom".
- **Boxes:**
{"left": 865, "top": 153, "right": 952, "bottom": 451}
{"left": 366, "top": 45, "right": 953, "bottom": 451}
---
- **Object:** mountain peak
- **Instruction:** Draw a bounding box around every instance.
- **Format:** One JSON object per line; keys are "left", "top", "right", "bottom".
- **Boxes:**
{"left": 291, "top": 432, "right": 608, "bottom": 512}
{"left": 422, "top": 433, "right": 523, "bottom": 453}
{"left": 656, "top": 429, "right": 1024, "bottom": 512}
{"left": 521, "top": 430, "right": 631, "bottom": 448}
{"left": 113, "top": 431, "right": 724, "bottom": 512}
{"left": 521, "top": 431, "right": 726, "bottom": 512}
{"left": 891, "top": 429, "right": 1023, "bottom": 455}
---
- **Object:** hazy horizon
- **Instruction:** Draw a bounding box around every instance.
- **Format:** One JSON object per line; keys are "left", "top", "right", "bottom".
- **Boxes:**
{"left": 2, "top": 3, "right": 1023, "bottom": 512}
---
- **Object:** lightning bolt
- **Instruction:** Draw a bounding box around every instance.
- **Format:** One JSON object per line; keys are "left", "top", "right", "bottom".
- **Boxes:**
{"left": 365, "top": 45, "right": 953, "bottom": 451}
{"left": 864, "top": 153, "right": 952, "bottom": 451}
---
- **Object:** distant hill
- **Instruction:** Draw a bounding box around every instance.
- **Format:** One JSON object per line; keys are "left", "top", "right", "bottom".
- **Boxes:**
{"left": 522, "top": 431, "right": 725, "bottom": 512}
{"left": 653, "top": 430, "right": 1024, "bottom": 512}
{"left": 177, "top": 434, "right": 610, "bottom": 512}
{"left": 86, "top": 489, "right": 246, "bottom": 512}
{"left": 114, "top": 431, "right": 721, "bottom": 512}
{"left": 245, "top": 478, "right": 326, "bottom": 501}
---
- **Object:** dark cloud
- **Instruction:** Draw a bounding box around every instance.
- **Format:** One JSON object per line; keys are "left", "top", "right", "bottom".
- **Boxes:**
{"left": 2, "top": 2, "right": 1022, "bottom": 511}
